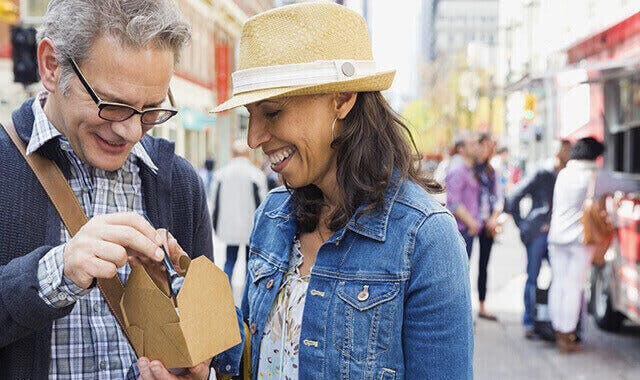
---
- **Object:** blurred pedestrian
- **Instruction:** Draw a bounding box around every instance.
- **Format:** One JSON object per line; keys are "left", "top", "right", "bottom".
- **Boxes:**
{"left": 446, "top": 132, "right": 481, "bottom": 250}
{"left": 212, "top": 140, "right": 268, "bottom": 282}
{"left": 0, "top": 0, "right": 242, "bottom": 378}
{"left": 472, "top": 133, "right": 502, "bottom": 321}
{"left": 198, "top": 157, "right": 216, "bottom": 194}
{"left": 547, "top": 137, "right": 605, "bottom": 352}
{"left": 434, "top": 139, "right": 464, "bottom": 183}
{"left": 491, "top": 146, "right": 511, "bottom": 202}
{"left": 505, "top": 139, "right": 571, "bottom": 338}
{"left": 213, "top": 3, "right": 473, "bottom": 379}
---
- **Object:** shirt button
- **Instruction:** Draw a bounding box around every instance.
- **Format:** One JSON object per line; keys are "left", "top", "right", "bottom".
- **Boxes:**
{"left": 99, "top": 360, "right": 107, "bottom": 370}
{"left": 266, "top": 279, "right": 274, "bottom": 289}
{"left": 250, "top": 323, "right": 257, "bottom": 335}
{"left": 60, "top": 141, "right": 70, "bottom": 151}
{"left": 225, "top": 364, "right": 232, "bottom": 371}
{"left": 57, "top": 292, "right": 67, "bottom": 301}
{"left": 93, "top": 303, "right": 100, "bottom": 313}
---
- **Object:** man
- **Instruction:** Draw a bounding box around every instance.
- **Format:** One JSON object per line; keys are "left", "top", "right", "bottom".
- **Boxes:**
{"left": 212, "top": 140, "right": 268, "bottom": 282}
{"left": 505, "top": 139, "right": 571, "bottom": 338}
{"left": 0, "top": 1, "right": 241, "bottom": 379}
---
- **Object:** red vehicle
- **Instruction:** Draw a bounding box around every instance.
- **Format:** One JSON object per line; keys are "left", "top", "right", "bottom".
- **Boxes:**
{"left": 562, "top": 11, "right": 640, "bottom": 331}
{"left": 586, "top": 67, "right": 640, "bottom": 331}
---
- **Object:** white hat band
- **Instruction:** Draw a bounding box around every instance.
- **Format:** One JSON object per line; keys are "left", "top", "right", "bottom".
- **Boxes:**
{"left": 232, "top": 60, "right": 379, "bottom": 95}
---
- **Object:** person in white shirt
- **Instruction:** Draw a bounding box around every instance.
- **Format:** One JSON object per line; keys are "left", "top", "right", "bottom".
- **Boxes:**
{"left": 212, "top": 140, "right": 268, "bottom": 282}
{"left": 548, "top": 137, "right": 605, "bottom": 352}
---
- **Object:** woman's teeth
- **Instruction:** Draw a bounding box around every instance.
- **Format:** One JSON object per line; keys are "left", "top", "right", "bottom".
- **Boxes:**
{"left": 269, "top": 147, "right": 295, "bottom": 166}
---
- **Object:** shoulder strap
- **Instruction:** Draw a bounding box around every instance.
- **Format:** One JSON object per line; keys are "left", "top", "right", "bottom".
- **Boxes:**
{"left": 1, "top": 120, "right": 132, "bottom": 347}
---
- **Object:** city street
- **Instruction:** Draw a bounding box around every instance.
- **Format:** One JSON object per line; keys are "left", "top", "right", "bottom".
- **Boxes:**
{"left": 472, "top": 220, "right": 640, "bottom": 380}
{"left": 214, "top": 218, "right": 640, "bottom": 379}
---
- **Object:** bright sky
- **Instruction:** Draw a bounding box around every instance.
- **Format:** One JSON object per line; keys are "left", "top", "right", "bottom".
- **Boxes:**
{"left": 345, "top": 0, "right": 422, "bottom": 108}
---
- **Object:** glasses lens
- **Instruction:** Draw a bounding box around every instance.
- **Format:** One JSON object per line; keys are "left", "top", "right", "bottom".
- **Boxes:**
{"left": 100, "top": 104, "right": 136, "bottom": 122}
{"left": 141, "top": 109, "right": 175, "bottom": 125}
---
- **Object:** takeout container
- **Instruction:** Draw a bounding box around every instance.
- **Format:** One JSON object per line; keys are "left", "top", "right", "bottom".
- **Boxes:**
{"left": 119, "top": 256, "right": 241, "bottom": 368}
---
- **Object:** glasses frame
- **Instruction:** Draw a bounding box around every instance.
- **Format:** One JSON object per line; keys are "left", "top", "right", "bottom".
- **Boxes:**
{"left": 68, "top": 57, "right": 178, "bottom": 125}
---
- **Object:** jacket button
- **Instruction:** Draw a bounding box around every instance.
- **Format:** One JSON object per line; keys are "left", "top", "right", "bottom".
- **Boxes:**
{"left": 357, "top": 285, "right": 370, "bottom": 301}
{"left": 250, "top": 323, "right": 258, "bottom": 335}
{"left": 266, "top": 279, "right": 274, "bottom": 289}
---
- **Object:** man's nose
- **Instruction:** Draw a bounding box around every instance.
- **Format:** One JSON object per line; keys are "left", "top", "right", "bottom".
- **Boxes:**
{"left": 110, "top": 115, "right": 144, "bottom": 143}
{"left": 247, "top": 120, "right": 271, "bottom": 149}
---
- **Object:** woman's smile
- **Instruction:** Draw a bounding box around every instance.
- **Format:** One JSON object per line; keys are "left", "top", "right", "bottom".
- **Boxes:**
{"left": 265, "top": 145, "right": 297, "bottom": 173}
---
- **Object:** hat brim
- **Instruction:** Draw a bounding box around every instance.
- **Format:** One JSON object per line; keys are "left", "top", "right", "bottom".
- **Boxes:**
{"left": 211, "top": 70, "right": 395, "bottom": 113}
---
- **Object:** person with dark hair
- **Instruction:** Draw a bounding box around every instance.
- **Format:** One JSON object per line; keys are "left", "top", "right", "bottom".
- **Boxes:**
{"left": 547, "top": 137, "right": 605, "bottom": 352}
{"left": 470, "top": 133, "right": 502, "bottom": 321}
{"left": 212, "top": 3, "right": 473, "bottom": 379}
{"left": 505, "top": 139, "right": 571, "bottom": 338}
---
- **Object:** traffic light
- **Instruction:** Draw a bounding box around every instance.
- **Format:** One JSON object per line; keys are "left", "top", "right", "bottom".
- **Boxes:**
{"left": 0, "top": 0, "right": 19, "bottom": 25}
{"left": 524, "top": 93, "right": 536, "bottom": 121}
{"left": 11, "top": 25, "right": 40, "bottom": 85}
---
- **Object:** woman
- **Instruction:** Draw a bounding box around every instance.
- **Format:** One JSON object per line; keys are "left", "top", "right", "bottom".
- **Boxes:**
{"left": 473, "top": 133, "right": 501, "bottom": 321}
{"left": 213, "top": 3, "right": 473, "bottom": 379}
{"left": 547, "top": 137, "right": 605, "bottom": 352}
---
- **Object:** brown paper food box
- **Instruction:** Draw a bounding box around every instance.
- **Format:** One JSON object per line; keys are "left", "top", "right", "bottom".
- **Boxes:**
{"left": 119, "top": 256, "right": 241, "bottom": 368}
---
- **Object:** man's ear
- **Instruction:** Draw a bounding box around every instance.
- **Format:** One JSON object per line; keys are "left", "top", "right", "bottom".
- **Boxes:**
{"left": 38, "top": 38, "right": 60, "bottom": 94}
{"left": 333, "top": 92, "right": 357, "bottom": 119}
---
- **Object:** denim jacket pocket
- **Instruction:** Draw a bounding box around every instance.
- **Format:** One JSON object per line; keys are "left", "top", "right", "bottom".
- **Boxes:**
{"left": 333, "top": 281, "right": 401, "bottom": 362}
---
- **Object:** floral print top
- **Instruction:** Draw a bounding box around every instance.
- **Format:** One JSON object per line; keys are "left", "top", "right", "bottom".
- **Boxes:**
{"left": 258, "top": 238, "right": 310, "bottom": 379}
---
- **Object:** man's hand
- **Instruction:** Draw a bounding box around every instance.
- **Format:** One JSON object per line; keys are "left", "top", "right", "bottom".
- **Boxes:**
{"left": 137, "top": 357, "right": 210, "bottom": 380}
{"left": 63, "top": 212, "right": 165, "bottom": 288}
{"left": 136, "top": 229, "right": 191, "bottom": 296}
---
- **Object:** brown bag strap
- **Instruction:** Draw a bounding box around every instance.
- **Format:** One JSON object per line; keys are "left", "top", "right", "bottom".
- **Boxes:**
{"left": 1, "top": 120, "right": 132, "bottom": 346}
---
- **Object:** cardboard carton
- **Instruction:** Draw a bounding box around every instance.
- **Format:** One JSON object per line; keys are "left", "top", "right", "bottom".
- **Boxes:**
{"left": 120, "top": 256, "right": 241, "bottom": 368}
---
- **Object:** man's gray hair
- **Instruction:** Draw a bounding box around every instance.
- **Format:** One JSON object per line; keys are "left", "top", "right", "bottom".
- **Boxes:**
{"left": 37, "top": 0, "right": 191, "bottom": 95}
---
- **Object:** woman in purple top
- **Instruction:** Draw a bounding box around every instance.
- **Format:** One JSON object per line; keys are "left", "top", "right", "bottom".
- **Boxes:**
{"left": 446, "top": 133, "right": 499, "bottom": 321}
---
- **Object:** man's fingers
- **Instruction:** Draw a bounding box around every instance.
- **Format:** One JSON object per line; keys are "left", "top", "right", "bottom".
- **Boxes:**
{"left": 99, "top": 225, "right": 163, "bottom": 262}
{"left": 100, "top": 212, "right": 158, "bottom": 241}
{"left": 187, "top": 360, "right": 211, "bottom": 379}
{"left": 94, "top": 241, "right": 128, "bottom": 268}
{"left": 149, "top": 360, "right": 179, "bottom": 380}
{"left": 138, "top": 357, "right": 156, "bottom": 380}
{"left": 85, "top": 257, "right": 118, "bottom": 280}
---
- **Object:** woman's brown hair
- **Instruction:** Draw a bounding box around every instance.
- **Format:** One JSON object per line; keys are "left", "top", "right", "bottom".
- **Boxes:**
{"left": 290, "top": 91, "right": 443, "bottom": 233}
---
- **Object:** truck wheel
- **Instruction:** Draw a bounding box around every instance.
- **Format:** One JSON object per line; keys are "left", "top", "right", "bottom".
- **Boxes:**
{"left": 590, "top": 265, "right": 624, "bottom": 332}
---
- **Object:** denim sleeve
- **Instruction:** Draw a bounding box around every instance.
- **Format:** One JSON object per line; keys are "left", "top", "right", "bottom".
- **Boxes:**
{"left": 211, "top": 307, "right": 245, "bottom": 376}
{"left": 403, "top": 211, "right": 473, "bottom": 379}
{"left": 37, "top": 244, "right": 91, "bottom": 308}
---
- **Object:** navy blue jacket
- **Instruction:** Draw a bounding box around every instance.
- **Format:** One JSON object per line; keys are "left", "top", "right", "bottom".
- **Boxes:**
{"left": 505, "top": 165, "right": 557, "bottom": 244}
{"left": 0, "top": 99, "right": 218, "bottom": 378}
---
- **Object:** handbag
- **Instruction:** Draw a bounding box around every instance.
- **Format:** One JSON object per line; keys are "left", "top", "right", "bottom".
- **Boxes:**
{"left": 581, "top": 171, "right": 614, "bottom": 265}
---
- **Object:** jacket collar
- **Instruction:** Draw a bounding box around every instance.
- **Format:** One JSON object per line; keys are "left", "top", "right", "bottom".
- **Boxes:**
{"left": 265, "top": 170, "right": 404, "bottom": 242}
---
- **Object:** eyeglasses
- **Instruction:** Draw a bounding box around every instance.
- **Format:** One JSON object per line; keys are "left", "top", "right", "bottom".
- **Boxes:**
{"left": 68, "top": 57, "right": 178, "bottom": 125}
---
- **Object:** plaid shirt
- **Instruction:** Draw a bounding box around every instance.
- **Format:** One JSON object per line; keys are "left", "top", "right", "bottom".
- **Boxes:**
{"left": 31, "top": 93, "right": 158, "bottom": 380}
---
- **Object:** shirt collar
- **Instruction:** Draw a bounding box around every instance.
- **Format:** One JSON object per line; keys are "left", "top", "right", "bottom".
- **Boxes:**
{"left": 26, "top": 92, "right": 158, "bottom": 173}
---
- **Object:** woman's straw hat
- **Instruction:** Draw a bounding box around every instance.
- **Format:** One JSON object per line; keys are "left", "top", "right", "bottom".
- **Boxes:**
{"left": 212, "top": 2, "right": 395, "bottom": 112}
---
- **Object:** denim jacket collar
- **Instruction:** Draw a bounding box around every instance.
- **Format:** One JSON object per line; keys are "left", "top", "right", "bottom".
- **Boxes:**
{"left": 264, "top": 171, "right": 404, "bottom": 242}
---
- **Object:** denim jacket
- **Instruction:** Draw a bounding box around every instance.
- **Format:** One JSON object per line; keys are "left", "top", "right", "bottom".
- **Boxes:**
{"left": 241, "top": 176, "right": 474, "bottom": 380}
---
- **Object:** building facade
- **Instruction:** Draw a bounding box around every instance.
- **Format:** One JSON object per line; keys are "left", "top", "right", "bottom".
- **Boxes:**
{"left": 0, "top": 0, "right": 275, "bottom": 169}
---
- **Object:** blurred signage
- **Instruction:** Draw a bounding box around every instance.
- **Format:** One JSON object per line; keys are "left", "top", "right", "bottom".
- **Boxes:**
{"left": 180, "top": 108, "right": 216, "bottom": 131}
{"left": 216, "top": 43, "right": 229, "bottom": 107}
{"left": 523, "top": 93, "right": 536, "bottom": 121}
{"left": 0, "top": 0, "right": 18, "bottom": 25}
